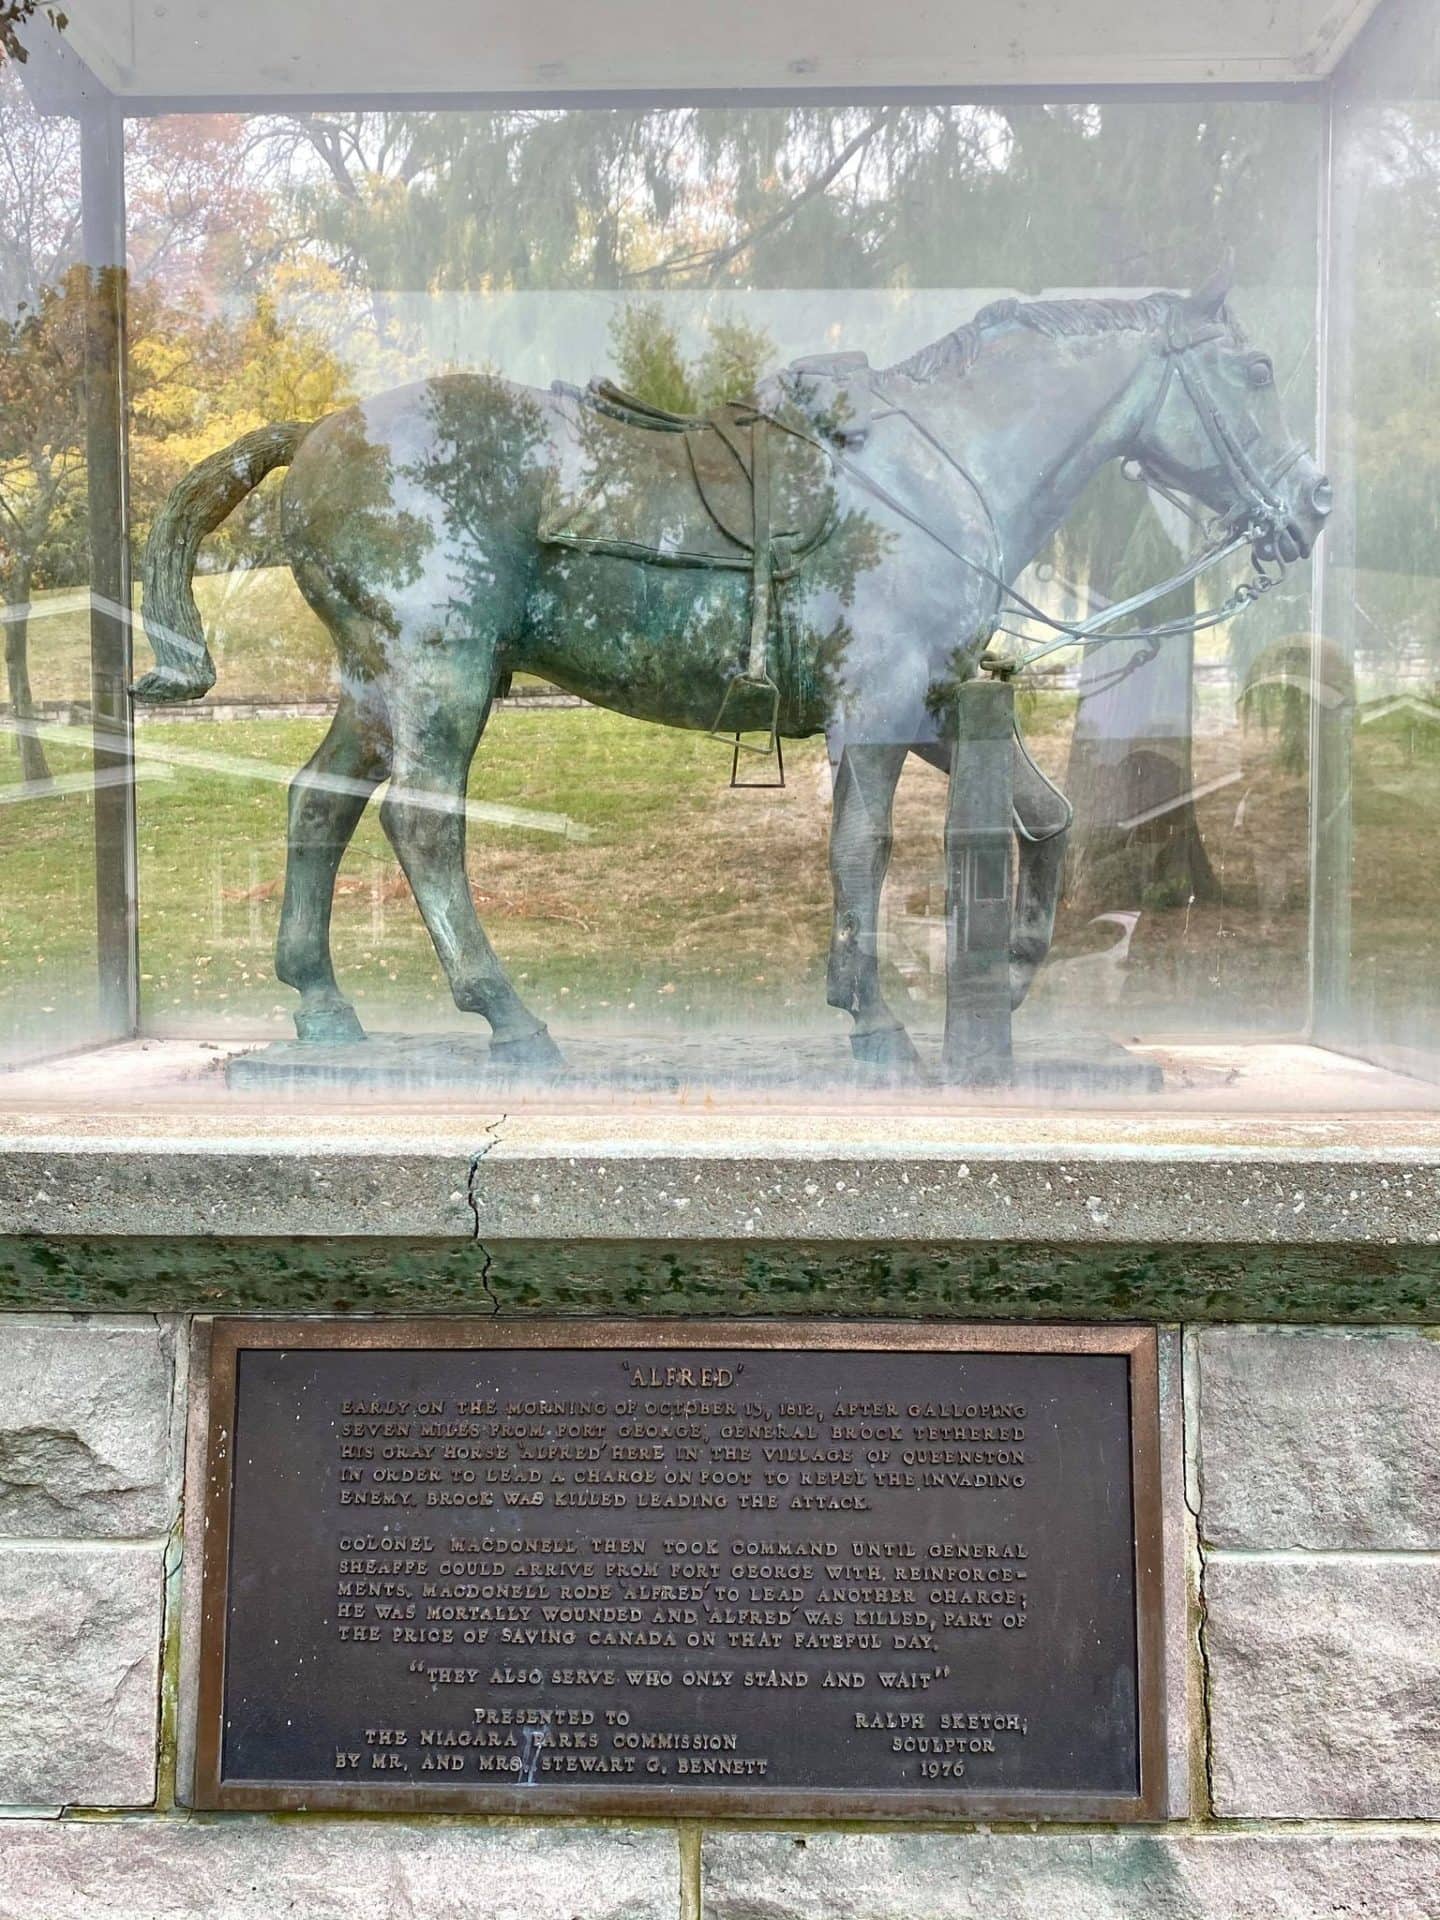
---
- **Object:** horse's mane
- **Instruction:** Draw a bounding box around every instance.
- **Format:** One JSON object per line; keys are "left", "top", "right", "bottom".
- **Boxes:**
{"left": 888, "top": 291, "right": 1240, "bottom": 383}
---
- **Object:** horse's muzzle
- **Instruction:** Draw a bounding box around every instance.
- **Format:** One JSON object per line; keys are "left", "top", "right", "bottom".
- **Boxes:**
{"left": 1255, "top": 463, "right": 1332, "bottom": 564}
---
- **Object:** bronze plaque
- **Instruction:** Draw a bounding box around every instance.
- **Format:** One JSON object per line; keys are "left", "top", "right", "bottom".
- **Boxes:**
{"left": 195, "top": 1321, "right": 1164, "bottom": 1820}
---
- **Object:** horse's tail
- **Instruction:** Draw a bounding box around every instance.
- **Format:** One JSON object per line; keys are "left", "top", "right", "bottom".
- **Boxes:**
{"left": 133, "top": 420, "right": 311, "bottom": 702}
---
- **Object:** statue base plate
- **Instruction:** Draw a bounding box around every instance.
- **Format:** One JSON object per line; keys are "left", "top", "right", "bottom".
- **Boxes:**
{"left": 225, "top": 1032, "right": 672, "bottom": 1093}
{"left": 1001, "top": 1036, "right": 1164, "bottom": 1095}
{"left": 224, "top": 1028, "right": 1164, "bottom": 1095}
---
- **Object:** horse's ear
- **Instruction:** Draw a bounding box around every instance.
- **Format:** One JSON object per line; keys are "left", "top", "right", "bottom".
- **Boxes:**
{"left": 1185, "top": 252, "right": 1235, "bottom": 318}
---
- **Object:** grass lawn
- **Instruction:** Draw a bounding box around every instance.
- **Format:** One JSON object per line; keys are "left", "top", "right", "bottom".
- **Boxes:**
{"left": 139, "top": 705, "right": 852, "bottom": 1030}
{"left": 4, "top": 578, "right": 1435, "bottom": 1060}
{"left": 2, "top": 691, "right": 1326, "bottom": 1048}
{"left": 3, "top": 703, "right": 860, "bottom": 1039}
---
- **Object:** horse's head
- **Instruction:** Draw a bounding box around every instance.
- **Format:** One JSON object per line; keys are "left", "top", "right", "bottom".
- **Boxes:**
{"left": 1129, "top": 264, "right": 1331, "bottom": 565}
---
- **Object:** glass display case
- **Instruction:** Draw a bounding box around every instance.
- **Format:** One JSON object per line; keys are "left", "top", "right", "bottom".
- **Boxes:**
{"left": 2, "top": 0, "right": 1437, "bottom": 1116}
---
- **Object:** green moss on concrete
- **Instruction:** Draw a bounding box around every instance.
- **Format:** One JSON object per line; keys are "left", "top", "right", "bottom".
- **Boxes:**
{"left": 0, "top": 1235, "right": 1435, "bottom": 1321}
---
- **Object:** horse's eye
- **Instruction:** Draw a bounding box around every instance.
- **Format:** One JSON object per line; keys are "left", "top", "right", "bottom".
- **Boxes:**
{"left": 1247, "top": 358, "right": 1274, "bottom": 388}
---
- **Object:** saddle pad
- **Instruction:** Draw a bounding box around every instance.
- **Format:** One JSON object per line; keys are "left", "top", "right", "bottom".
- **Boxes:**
{"left": 540, "top": 393, "right": 835, "bottom": 572}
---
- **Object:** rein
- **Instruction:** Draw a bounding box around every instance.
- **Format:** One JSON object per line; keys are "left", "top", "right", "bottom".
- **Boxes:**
{"left": 811, "top": 321, "right": 1299, "bottom": 687}
{"left": 708, "top": 317, "right": 1299, "bottom": 767}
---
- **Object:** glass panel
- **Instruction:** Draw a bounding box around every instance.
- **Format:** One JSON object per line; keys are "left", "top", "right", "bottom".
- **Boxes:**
{"left": 26, "top": 22, "right": 1436, "bottom": 1112}
{"left": 1324, "top": 0, "right": 1440, "bottom": 1081}
{"left": 103, "top": 95, "right": 1339, "bottom": 1105}
{"left": 0, "top": 57, "right": 105, "bottom": 1065}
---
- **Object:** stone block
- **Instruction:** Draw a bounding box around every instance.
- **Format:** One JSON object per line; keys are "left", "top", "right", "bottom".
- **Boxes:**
{"left": 0, "top": 1317, "right": 179, "bottom": 1537}
{"left": 1206, "top": 1556, "right": 1440, "bottom": 1817}
{"left": 702, "top": 1830, "right": 1440, "bottom": 1919}
{"left": 0, "top": 1819, "right": 678, "bottom": 1919}
{"left": 1196, "top": 1327, "right": 1440, "bottom": 1549}
{"left": 0, "top": 1544, "right": 163, "bottom": 1807}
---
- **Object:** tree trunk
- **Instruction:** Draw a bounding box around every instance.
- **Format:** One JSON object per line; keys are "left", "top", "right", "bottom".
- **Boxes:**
{"left": 3, "top": 564, "right": 53, "bottom": 788}
{"left": 1064, "top": 608, "right": 1219, "bottom": 917}
{"left": 1061, "top": 492, "right": 1217, "bottom": 918}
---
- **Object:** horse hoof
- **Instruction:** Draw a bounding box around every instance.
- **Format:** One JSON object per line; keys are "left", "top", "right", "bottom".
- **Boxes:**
{"left": 294, "top": 1001, "right": 366, "bottom": 1044}
{"left": 489, "top": 1025, "right": 566, "bottom": 1079}
{"left": 850, "top": 1025, "right": 924, "bottom": 1079}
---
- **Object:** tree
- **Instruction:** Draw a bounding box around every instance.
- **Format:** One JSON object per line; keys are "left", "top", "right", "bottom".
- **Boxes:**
{"left": 240, "top": 105, "right": 915, "bottom": 299}
{"left": 609, "top": 301, "right": 773, "bottom": 413}
{"left": 128, "top": 272, "right": 357, "bottom": 573}
{"left": 608, "top": 301, "right": 694, "bottom": 414}
{"left": 1328, "top": 100, "right": 1440, "bottom": 679}
{"left": 692, "top": 313, "right": 774, "bottom": 411}
{"left": 0, "top": 267, "right": 84, "bottom": 782}
{"left": 1, "top": 66, "right": 83, "bottom": 784}
{"left": 0, "top": 70, "right": 356, "bottom": 777}
{"left": 0, "top": 52, "right": 88, "bottom": 787}
{"left": 0, "top": 2, "right": 66, "bottom": 69}
{"left": 0, "top": 63, "right": 80, "bottom": 314}
{"left": 1055, "top": 473, "right": 1219, "bottom": 916}
{"left": 126, "top": 112, "right": 276, "bottom": 306}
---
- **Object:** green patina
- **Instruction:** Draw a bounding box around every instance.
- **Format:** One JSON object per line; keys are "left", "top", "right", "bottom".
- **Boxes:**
{"left": 0, "top": 1236, "right": 1435, "bottom": 1322}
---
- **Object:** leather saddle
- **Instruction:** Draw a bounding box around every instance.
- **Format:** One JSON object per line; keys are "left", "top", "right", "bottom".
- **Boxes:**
{"left": 541, "top": 376, "right": 837, "bottom": 576}
{"left": 539, "top": 358, "right": 870, "bottom": 740}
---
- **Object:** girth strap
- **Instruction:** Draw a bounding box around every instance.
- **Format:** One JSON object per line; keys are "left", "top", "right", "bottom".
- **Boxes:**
{"left": 746, "top": 416, "right": 773, "bottom": 685}
{"left": 705, "top": 409, "right": 784, "bottom": 763}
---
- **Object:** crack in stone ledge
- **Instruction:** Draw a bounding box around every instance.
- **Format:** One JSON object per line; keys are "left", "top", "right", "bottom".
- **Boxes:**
{"left": 1181, "top": 1338, "right": 1219, "bottom": 1819}
{"left": 466, "top": 1116, "right": 508, "bottom": 1317}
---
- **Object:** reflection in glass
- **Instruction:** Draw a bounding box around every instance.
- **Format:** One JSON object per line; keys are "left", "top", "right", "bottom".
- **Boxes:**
{"left": 4, "top": 64, "right": 1434, "bottom": 1106}
{"left": 1324, "top": 0, "right": 1440, "bottom": 1080}
{"left": 0, "top": 65, "right": 97, "bottom": 1064}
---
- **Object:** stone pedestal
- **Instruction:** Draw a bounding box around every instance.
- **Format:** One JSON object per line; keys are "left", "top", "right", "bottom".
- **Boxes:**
{"left": 0, "top": 1138, "right": 1435, "bottom": 1915}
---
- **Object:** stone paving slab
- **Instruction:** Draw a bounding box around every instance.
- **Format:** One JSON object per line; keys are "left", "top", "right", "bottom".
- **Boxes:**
{"left": 0, "top": 1317, "right": 179, "bottom": 1537}
{"left": 1206, "top": 1556, "right": 1440, "bottom": 1817}
{"left": 0, "top": 1543, "right": 164, "bottom": 1807}
{"left": 701, "top": 1829, "right": 1440, "bottom": 1919}
{"left": 0, "top": 1819, "right": 679, "bottom": 1920}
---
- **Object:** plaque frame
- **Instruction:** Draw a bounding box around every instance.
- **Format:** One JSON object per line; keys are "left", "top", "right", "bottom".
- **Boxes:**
{"left": 193, "top": 1318, "right": 1166, "bottom": 1821}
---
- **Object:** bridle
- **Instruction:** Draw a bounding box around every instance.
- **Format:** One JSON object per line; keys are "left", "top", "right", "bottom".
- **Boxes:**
{"left": 810, "top": 314, "right": 1306, "bottom": 691}
{"left": 983, "top": 314, "right": 1310, "bottom": 682}
{"left": 1135, "top": 310, "right": 1307, "bottom": 531}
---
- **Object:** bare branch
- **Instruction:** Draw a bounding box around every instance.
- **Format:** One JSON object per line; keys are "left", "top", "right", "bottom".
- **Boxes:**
{"left": 623, "top": 110, "right": 892, "bottom": 285}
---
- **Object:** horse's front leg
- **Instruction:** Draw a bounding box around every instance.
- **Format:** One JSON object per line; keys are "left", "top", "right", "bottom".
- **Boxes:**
{"left": 911, "top": 735, "right": 1070, "bottom": 1012}
{"left": 825, "top": 740, "right": 921, "bottom": 1074}
{"left": 1011, "top": 739, "right": 1072, "bottom": 1010}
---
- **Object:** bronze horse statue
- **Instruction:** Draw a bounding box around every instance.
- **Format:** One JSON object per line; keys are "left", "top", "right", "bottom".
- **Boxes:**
{"left": 135, "top": 267, "right": 1329, "bottom": 1076}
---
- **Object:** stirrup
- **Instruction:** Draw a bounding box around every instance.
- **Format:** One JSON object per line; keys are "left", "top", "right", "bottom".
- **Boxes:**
{"left": 709, "top": 672, "right": 785, "bottom": 789}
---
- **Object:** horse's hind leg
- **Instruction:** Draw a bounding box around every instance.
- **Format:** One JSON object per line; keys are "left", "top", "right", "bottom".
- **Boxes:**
{"left": 379, "top": 668, "right": 561, "bottom": 1072}
{"left": 276, "top": 689, "right": 391, "bottom": 1042}
{"left": 825, "top": 740, "right": 920, "bottom": 1074}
